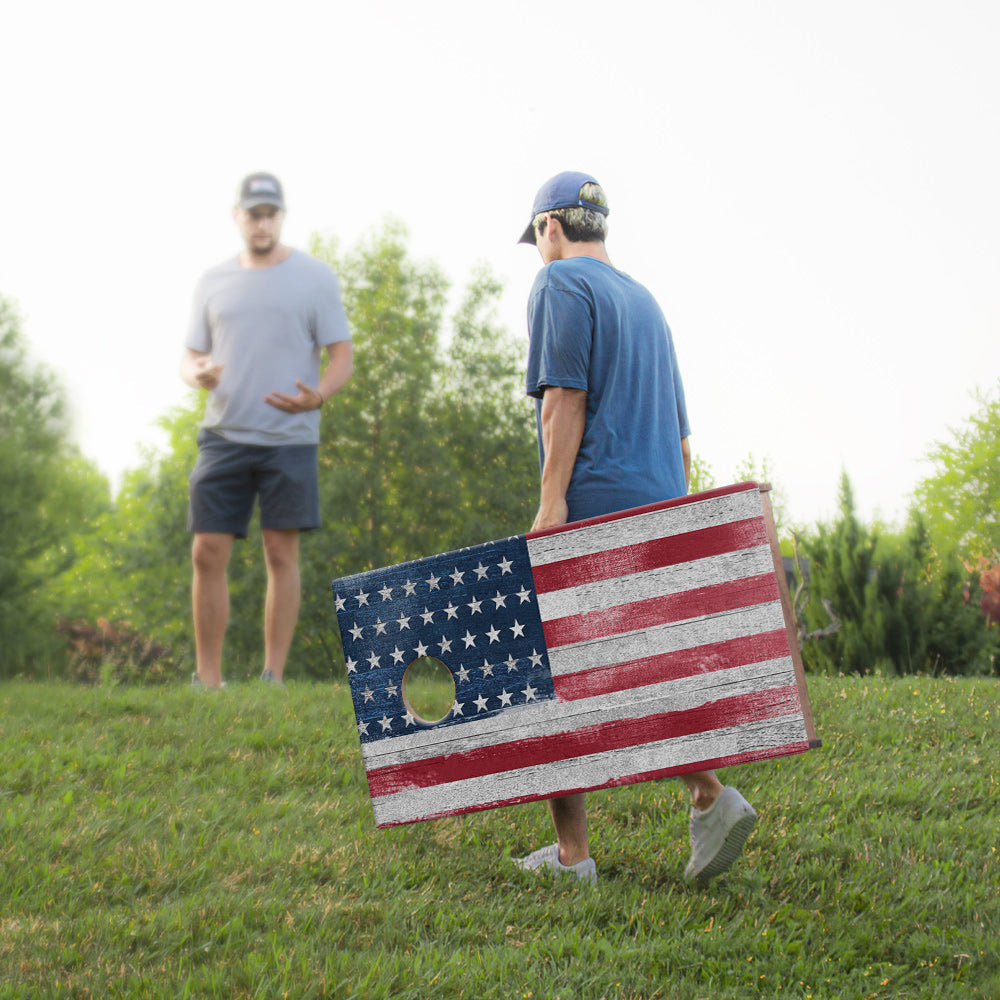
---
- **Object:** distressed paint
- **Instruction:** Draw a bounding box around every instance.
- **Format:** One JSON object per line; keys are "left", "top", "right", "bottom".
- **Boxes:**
{"left": 332, "top": 482, "right": 817, "bottom": 828}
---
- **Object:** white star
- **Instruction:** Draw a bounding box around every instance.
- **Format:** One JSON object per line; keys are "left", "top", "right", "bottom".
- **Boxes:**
{"left": 480, "top": 659, "right": 495, "bottom": 677}
{"left": 355, "top": 589, "right": 370, "bottom": 607}
{"left": 491, "top": 591, "right": 507, "bottom": 609}
{"left": 414, "top": 640, "right": 429, "bottom": 658}
{"left": 528, "top": 649, "right": 544, "bottom": 668}
{"left": 499, "top": 688, "right": 514, "bottom": 707}
{"left": 509, "top": 620, "right": 525, "bottom": 639}
{"left": 497, "top": 556, "right": 514, "bottom": 575}
{"left": 346, "top": 657, "right": 358, "bottom": 674}
{"left": 426, "top": 573, "right": 441, "bottom": 591}
{"left": 402, "top": 579, "right": 417, "bottom": 597}
{"left": 456, "top": 664, "right": 471, "bottom": 683}
{"left": 378, "top": 585, "right": 393, "bottom": 602}
{"left": 357, "top": 720, "right": 369, "bottom": 736}
{"left": 474, "top": 693, "right": 490, "bottom": 713}
{"left": 516, "top": 586, "right": 532, "bottom": 604}
{"left": 486, "top": 625, "right": 501, "bottom": 644}
{"left": 462, "top": 630, "right": 477, "bottom": 649}
{"left": 385, "top": 682, "right": 399, "bottom": 698}
{"left": 402, "top": 711, "right": 416, "bottom": 727}
{"left": 504, "top": 654, "right": 519, "bottom": 672}
{"left": 396, "top": 613, "right": 411, "bottom": 631}
{"left": 349, "top": 623, "right": 364, "bottom": 641}
{"left": 438, "top": 635, "right": 453, "bottom": 654}
{"left": 391, "top": 646, "right": 406, "bottom": 664}
{"left": 451, "top": 700, "right": 465, "bottom": 716}
{"left": 367, "top": 651, "right": 380, "bottom": 670}
{"left": 420, "top": 607, "right": 435, "bottom": 625}
{"left": 335, "top": 595, "right": 346, "bottom": 612}
{"left": 450, "top": 567, "right": 465, "bottom": 586}
{"left": 522, "top": 683, "right": 538, "bottom": 701}
{"left": 373, "top": 618, "right": 387, "bottom": 635}
{"left": 443, "top": 602, "right": 459, "bottom": 620}
{"left": 467, "top": 596, "right": 483, "bottom": 615}
{"left": 362, "top": 685, "right": 375, "bottom": 703}
{"left": 473, "top": 562, "right": 490, "bottom": 580}
{"left": 379, "top": 715, "right": 393, "bottom": 733}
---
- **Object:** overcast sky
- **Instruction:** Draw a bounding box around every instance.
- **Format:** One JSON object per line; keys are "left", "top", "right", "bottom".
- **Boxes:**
{"left": 2, "top": 0, "right": 997, "bottom": 529}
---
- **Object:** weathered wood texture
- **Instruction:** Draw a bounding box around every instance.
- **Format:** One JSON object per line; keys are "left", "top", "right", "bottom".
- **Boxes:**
{"left": 332, "top": 482, "right": 817, "bottom": 828}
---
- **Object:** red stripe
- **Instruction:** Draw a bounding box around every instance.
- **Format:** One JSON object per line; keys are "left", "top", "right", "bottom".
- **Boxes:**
{"left": 530, "top": 518, "right": 769, "bottom": 595}
{"left": 525, "top": 482, "right": 763, "bottom": 542}
{"left": 552, "top": 628, "right": 792, "bottom": 701}
{"left": 375, "top": 740, "right": 812, "bottom": 827}
{"left": 541, "top": 573, "right": 780, "bottom": 649}
{"left": 366, "top": 684, "right": 800, "bottom": 798}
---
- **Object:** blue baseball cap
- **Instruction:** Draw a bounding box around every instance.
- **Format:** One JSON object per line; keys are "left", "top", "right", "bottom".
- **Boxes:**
{"left": 518, "top": 170, "right": 609, "bottom": 244}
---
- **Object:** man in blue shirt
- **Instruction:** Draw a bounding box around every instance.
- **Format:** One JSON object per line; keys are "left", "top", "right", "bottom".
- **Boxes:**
{"left": 516, "top": 171, "right": 757, "bottom": 886}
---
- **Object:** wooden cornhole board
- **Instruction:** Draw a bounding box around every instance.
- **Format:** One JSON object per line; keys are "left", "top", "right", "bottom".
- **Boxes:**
{"left": 332, "top": 482, "right": 818, "bottom": 828}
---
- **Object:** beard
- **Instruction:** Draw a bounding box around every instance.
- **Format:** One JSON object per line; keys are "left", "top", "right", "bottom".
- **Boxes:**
{"left": 249, "top": 237, "right": 277, "bottom": 256}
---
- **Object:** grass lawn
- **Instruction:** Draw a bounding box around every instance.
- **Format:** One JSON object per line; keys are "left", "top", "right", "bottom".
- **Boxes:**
{"left": 0, "top": 674, "right": 996, "bottom": 999}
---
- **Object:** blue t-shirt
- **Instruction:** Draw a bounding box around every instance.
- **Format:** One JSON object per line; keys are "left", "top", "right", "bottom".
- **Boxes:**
{"left": 525, "top": 256, "right": 690, "bottom": 521}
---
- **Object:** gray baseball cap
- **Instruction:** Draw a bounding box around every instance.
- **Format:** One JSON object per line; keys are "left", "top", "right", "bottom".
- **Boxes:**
{"left": 238, "top": 172, "right": 285, "bottom": 210}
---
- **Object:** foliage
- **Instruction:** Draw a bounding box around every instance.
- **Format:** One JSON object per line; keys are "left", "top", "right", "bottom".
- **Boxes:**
{"left": 914, "top": 380, "right": 1000, "bottom": 562}
{"left": 299, "top": 227, "right": 538, "bottom": 676}
{"left": 798, "top": 471, "right": 998, "bottom": 676}
{"left": 0, "top": 675, "right": 997, "bottom": 999}
{"left": 57, "top": 617, "right": 179, "bottom": 685}
{"left": 0, "top": 294, "right": 111, "bottom": 676}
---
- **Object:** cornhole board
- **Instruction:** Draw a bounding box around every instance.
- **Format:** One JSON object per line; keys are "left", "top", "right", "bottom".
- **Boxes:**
{"left": 332, "top": 482, "right": 818, "bottom": 828}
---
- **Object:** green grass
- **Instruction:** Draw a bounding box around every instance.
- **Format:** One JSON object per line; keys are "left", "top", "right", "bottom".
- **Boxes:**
{"left": 0, "top": 674, "right": 996, "bottom": 999}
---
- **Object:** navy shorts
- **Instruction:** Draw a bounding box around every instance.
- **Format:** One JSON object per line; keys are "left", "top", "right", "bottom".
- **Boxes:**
{"left": 188, "top": 429, "right": 321, "bottom": 538}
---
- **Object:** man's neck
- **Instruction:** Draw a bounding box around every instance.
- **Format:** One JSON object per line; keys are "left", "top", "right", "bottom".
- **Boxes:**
{"left": 558, "top": 240, "right": 612, "bottom": 266}
{"left": 239, "top": 244, "right": 292, "bottom": 270}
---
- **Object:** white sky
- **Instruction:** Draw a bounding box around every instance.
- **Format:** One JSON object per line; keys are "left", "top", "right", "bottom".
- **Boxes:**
{"left": 2, "top": 0, "right": 997, "bottom": 528}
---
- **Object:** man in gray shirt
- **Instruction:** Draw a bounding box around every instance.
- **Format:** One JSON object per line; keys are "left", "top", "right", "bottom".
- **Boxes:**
{"left": 181, "top": 172, "right": 353, "bottom": 688}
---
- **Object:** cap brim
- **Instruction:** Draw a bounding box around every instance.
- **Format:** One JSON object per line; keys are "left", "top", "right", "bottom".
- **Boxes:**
{"left": 240, "top": 197, "right": 285, "bottom": 210}
{"left": 517, "top": 220, "right": 536, "bottom": 245}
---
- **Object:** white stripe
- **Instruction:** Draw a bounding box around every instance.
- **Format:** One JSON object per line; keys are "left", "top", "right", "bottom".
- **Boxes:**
{"left": 546, "top": 601, "right": 786, "bottom": 677}
{"left": 534, "top": 544, "right": 774, "bottom": 623}
{"left": 372, "top": 714, "right": 806, "bottom": 826}
{"left": 525, "top": 488, "right": 763, "bottom": 567}
{"left": 361, "top": 655, "right": 797, "bottom": 769}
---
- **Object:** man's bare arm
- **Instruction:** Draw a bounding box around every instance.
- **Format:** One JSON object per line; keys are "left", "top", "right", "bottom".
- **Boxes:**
{"left": 180, "top": 348, "right": 223, "bottom": 391}
{"left": 533, "top": 386, "right": 587, "bottom": 531}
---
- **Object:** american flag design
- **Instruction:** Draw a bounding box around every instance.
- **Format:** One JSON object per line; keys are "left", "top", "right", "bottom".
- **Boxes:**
{"left": 332, "top": 482, "right": 817, "bottom": 828}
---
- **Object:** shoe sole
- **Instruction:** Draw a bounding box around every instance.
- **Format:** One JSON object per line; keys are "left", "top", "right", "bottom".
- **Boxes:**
{"left": 692, "top": 812, "right": 757, "bottom": 886}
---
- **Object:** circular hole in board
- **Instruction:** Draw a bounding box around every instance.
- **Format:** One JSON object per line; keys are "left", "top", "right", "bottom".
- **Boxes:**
{"left": 401, "top": 657, "right": 456, "bottom": 725}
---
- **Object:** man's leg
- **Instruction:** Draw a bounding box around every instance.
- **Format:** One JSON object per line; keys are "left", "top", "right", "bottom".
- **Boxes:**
{"left": 261, "top": 528, "right": 301, "bottom": 682}
{"left": 192, "top": 532, "right": 235, "bottom": 688}
{"left": 681, "top": 770, "right": 757, "bottom": 885}
{"left": 548, "top": 793, "right": 591, "bottom": 865}
{"left": 680, "top": 770, "right": 725, "bottom": 810}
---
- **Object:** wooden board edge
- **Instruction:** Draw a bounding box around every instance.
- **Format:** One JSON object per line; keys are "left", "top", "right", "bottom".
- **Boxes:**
{"left": 758, "top": 486, "right": 818, "bottom": 742}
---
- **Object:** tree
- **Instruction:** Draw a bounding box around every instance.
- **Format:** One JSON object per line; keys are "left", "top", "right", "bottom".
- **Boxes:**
{"left": 0, "top": 294, "right": 111, "bottom": 675}
{"left": 914, "top": 381, "right": 1000, "bottom": 562}
{"left": 798, "top": 471, "right": 997, "bottom": 676}
{"left": 297, "top": 227, "right": 538, "bottom": 675}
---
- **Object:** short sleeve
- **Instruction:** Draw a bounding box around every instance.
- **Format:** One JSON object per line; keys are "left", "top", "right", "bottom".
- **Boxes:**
{"left": 525, "top": 269, "right": 592, "bottom": 399}
{"left": 185, "top": 275, "right": 212, "bottom": 353}
{"left": 312, "top": 268, "right": 352, "bottom": 346}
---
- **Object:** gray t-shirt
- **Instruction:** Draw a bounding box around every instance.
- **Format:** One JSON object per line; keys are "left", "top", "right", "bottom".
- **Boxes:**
{"left": 186, "top": 248, "right": 351, "bottom": 445}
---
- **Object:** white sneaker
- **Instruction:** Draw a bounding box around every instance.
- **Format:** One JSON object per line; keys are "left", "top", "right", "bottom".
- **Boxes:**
{"left": 514, "top": 843, "right": 597, "bottom": 884}
{"left": 684, "top": 786, "right": 757, "bottom": 886}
